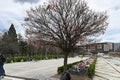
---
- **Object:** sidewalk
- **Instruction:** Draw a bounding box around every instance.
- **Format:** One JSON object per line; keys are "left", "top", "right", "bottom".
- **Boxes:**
{"left": 93, "top": 57, "right": 120, "bottom": 80}
{"left": 1, "top": 76, "right": 24, "bottom": 80}
{"left": 1, "top": 76, "right": 59, "bottom": 80}
{"left": 3, "top": 57, "right": 88, "bottom": 80}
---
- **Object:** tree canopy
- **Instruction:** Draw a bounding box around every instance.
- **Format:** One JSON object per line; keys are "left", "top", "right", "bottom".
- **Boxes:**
{"left": 0, "top": 24, "right": 18, "bottom": 56}
{"left": 24, "top": 0, "right": 108, "bottom": 71}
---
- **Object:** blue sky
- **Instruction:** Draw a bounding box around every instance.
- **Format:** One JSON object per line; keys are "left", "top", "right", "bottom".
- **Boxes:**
{"left": 0, "top": 0, "right": 120, "bottom": 42}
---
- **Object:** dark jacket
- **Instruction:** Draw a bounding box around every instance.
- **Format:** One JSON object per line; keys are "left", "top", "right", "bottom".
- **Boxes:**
{"left": 0, "top": 55, "right": 6, "bottom": 64}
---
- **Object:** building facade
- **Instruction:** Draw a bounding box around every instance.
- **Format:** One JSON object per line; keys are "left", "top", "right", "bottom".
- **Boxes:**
{"left": 83, "top": 42, "right": 114, "bottom": 53}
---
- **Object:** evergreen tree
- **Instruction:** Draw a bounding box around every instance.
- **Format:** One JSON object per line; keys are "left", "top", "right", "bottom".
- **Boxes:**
{"left": 8, "top": 24, "right": 18, "bottom": 43}
{"left": 0, "top": 24, "right": 19, "bottom": 56}
{"left": 2, "top": 32, "right": 8, "bottom": 43}
{"left": 0, "top": 32, "right": 9, "bottom": 54}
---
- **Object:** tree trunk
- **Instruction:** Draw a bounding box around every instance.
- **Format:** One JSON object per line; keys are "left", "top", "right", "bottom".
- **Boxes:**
{"left": 64, "top": 52, "right": 68, "bottom": 72}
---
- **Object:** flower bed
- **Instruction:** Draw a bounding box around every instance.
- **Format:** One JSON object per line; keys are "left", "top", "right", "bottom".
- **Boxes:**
{"left": 57, "top": 56, "right": 97, "bottom": 78}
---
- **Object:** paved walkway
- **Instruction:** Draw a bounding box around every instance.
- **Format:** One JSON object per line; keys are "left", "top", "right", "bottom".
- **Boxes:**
{"left": 1, "top": 57, "right": 88, "bottom": 80}
{"left": 93, "top": 57, "right": 120, "bottom": 80}
{"left": 3, "top": 56, "right": 120, "bottom": 80}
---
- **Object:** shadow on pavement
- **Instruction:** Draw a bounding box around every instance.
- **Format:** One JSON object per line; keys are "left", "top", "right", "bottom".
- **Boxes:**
{"left": 5, "top": 75, "right": 39, "bottom": 80}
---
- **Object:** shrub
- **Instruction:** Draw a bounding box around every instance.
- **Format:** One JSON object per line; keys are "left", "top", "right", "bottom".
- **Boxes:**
{"left": 5, "top": 54, "right": 64, "bottom": 63}
{"left": 6, "top": 58, "right": 12, "bottom": 63}
{"left": 15, "top": 57, "right": 22, "bottom": 62}
{"left": 22, "top": 57, "right": 28, "bottom": 61}
{"left": 57, "top": 66, "right": 64, "bottom": 74}
{"left": 57, "top": 58, "right": 97, "bottom": 77}
{"left": 57, "top": 60, "right": 83, "bottom": 74}
{"left": 87, "top": 58, "right": 97, "bottom": 78}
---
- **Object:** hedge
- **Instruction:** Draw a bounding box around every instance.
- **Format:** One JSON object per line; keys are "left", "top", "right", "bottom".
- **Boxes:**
{"left": 5, "top": 54, "right": 64, "bottom": 63}
{"left": 57, "top": 60, "right": 83, "bottom": 74}
{"left": 87, "top": 58, "right": 97, "bottom": 78}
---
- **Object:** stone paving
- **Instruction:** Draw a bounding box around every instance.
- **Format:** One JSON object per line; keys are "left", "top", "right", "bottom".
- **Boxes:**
{"left": 93, "top": 57, "right": 120, "bottom": 80}
{"left": 1, "top": 57, "right": 88, "bottom": 80}
{"left": 2, "top": 56, "right": 120, "bottom": 80}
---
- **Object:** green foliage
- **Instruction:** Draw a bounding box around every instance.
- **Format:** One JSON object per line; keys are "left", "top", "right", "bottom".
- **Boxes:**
{"left": 57, "top": 66, "right": 64, "bottom": 74}
{"left": 0, "top": 24, "right": 19, "bottom": 55}
{"left": 8, "top": 24, "right": 18, "bottom": 43}
{"left": 87, "top": 58, "right": 97, "bottom": 78}
{"left": 22, "top": 57, "right": 28, "bottom": 61}
{"left": 15, "top": 57, "right": 22, "bottom": 62}
{"left": 6, "top": 58, "right": 13, "bottom": 63}
{"left": 57, "top": 60, "right": 83, "bottom": 74}
{"left": 57, "top": 58, "right": 97, "bottom": 77}
{"left": 5, "top": 54, "right": 64, "bottom": 63}
{"left": 6, "top": 57, "right": 27, "bottom": 63}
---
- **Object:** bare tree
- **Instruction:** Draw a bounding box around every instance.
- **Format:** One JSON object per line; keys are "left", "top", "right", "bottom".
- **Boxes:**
{"left": 24, "top": 0, "right": 108, "bottom": 71}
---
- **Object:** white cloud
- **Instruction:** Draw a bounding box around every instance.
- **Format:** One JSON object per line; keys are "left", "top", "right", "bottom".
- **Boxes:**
{"left": 102, "top": 34, "right": 120, "bottom": 43}
{"left": 0, "top": 11, "right": 25, "bottom": 37}
{"left": 87, "top": 0, "right": 120, "bottom": 11}
{"left": 14, "top": 0, "right": 40, "bottom": 4}
{"left": 87, "top": 0, "right": 120, "bottom": 42}
{"left": 0, "top": 0, "right": 120, "bottom": 42}
{"left": 0, "top": 0, "right": 47, "bottom": 37}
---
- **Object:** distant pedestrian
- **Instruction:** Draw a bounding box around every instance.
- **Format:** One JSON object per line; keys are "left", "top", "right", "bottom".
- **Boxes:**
{"left": 0, "top": 53, "right": 6, "bottom": 76}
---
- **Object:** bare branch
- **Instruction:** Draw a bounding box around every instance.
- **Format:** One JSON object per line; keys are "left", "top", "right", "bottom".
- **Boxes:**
{"left": 24, "top": 0, "right": 108, "bottom": 53}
